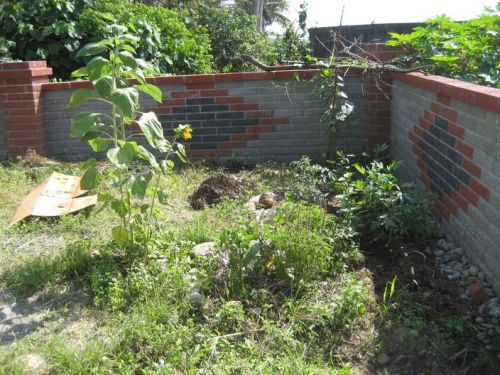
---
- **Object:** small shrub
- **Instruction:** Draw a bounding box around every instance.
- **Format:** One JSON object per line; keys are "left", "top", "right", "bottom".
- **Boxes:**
{"left": 336, "top": 160, "right": 438, "bottom": 242}
{"left": 287, "top": 156, "right": 332, "bottom": 204}
{"left": 218, "top": 223, "right": 262, "bottom": 298}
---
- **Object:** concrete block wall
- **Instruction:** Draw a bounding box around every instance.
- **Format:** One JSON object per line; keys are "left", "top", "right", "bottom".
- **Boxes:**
{"left": 22, "top": 69, "right": 373, "bottom": 162}
{"left": 391, "top": 72, "right": 500, "bottom": 292}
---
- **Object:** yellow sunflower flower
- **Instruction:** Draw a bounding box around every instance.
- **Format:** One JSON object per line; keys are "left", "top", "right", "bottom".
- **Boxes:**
{"left": 182, "top": 126, "right": 192, "bottom": 140}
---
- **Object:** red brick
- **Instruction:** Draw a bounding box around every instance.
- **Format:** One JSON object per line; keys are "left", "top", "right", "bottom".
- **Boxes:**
{"left": 260, "top": 117, "right": 289, "bottom": 125}
{"left": 246, "top": 110, "right": 273, "bottom": 118}
{"left": 219, "top": 141, "right": 246, "bottom": 149}
{"left": 448, "top": 123, "right": 464, "bottom": 139}
{"left": 231, "top": 133, "right": 259, "bottom": 141}
{"left": 423, "top": 111, "right": 435, "bottom": 123}
{"left": 151, "top": 107, "right": 172, "bottom": 114}
{"left": 230, "top": 103, "right": 258, "bottom": 111}
{"left": 451, "top": 191, "right": 468, "bottom": 212}
{"left": 161, "top": 98, "right": 186, "bottom": 106}
{"left": 459, "top": 185, "right": 479, "bottom": 205}
{"left": 151, "top": 75, "right": 184, "bottom": 85}
{"left": 470, "top": 178, "right": 490, "bottom": 201}
{"left": 467, "top": 282, "right": 488, "bottom": 304}
{"left": 248, "top": 125, "right": 274, "bottom": 133}
{"left": 69, "top": 80, "right": 92, "bottom": 89}
{"left": 436, "top": 93, "right": 450, "bottom": 105}
{"left": 475, "top": 92, "right": 499, "bottom": 112}
{"left": 442, "top": 195, "right": 458, "bottom": 214}
{"left": 461, "top": 158, "right": 481, "bottom": 178}
{"left": 42, "top": 82, "right": 72, "bottom": 91}
{"left": 216, "top": 96, "right": 244, "bottom": 104}
{"left": 431, "top": 102, "right": 457, "bottom": 122}
{"left": 184, "top": 74, "right": 214, "bottom": 84}
{"left": 456, "top": 140, "right": 473, "bottom": 158}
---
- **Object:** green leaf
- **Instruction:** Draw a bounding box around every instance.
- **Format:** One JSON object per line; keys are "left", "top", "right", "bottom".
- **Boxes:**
{"left": 93, "top": 76, "right": 113, "bottom": 97}
{"left": 76, "top": 42, "right": 107, "bottom": 57}
{"left": 70, "top": 112, "right": 102, "bottom": 137}
{"left": 131, "top": 175, "right": 149, "bottom": 199}
{"left": 156, "top": 189, "right": 168, "bottom": 205}
{"left": 111, "top": 199, "right": 128, "bottom": 217}
{"left": 354, "top": 163, "right": 365, "bottom": 175}
{"left": 67, "top": 89, "right": 97, "bottom": 108}
{"left": 112, "top": 225, "right": 129, "bottom": 245}
{"left": 136, "top": 84, "right": 162, "bottom": 103}
{"left": 137, "top": 112, "right": 170, "bottom": 152}
{"left": 117, "top": 51, "right": 137, "bottom": 69}
{"left": 97, "top": 191, "right": 113, "bottom": 202}
{"left": 107, "top": 143, "right": 135, "bottom": 168}
{"left": 81, "top": 166, "right": 100, "bottom": 190}
{"left": 88, "top": 137, "right": 112, "bottom": 152}
{"left": 71, "top": 67, "right": 88, "bottom": 78}
{"left": 87, "top": 56, "right": 112, "bottom": 81}
{"left": 80, "top": 158, "right": 97, "bottom": 171}
{"left": 110, "top": 87, "right": 139, "bottom": 118}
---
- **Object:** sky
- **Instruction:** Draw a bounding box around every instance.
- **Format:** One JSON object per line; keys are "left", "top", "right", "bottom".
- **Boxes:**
{"left": 283, "top": 0, "right": 498, "bottom": 28}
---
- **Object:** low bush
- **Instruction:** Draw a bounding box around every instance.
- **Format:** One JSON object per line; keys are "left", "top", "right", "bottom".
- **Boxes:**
{"left": 336, "top": 160, "right": 438, "bottom": 242}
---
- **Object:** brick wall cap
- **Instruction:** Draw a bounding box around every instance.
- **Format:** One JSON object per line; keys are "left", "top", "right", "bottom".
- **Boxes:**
{"left": 393, "top": 72, "right": 500, "bottom": 112}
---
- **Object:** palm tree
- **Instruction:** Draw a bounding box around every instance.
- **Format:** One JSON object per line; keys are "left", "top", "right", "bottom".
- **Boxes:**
{"left": 236, "top": 0, "right": 289, "bottom": 32}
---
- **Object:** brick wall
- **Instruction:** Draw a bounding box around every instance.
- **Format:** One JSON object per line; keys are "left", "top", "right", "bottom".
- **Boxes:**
{"left": 13, "top": 69, "right": 372, "bottom": 162}
{"left": 0, "top": 61, "right": 53, "bottom": 157}
{"left": 391, "top": 72, "right": 500, "bottom": 292}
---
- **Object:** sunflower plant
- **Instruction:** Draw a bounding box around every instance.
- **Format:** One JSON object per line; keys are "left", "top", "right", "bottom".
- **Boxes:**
{"left": 68, "top": 16, "right": 191, "bottom": 248}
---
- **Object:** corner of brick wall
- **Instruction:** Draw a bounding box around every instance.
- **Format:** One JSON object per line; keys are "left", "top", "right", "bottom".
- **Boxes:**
{"left": 0, "top": 61, "right": 52, "bottom": 157}
{"left": 361, "top": 43, "right": 405, "bottom": 150}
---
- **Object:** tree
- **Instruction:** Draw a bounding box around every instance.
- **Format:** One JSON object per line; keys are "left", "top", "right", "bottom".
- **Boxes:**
{"left": 236, "top": 0, "right": 289, "bottom": 31}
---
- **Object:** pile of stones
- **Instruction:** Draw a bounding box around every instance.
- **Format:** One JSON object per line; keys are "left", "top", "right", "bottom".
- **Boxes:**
{"left": 432, "top": 238, "right": 499, "bottom": 351}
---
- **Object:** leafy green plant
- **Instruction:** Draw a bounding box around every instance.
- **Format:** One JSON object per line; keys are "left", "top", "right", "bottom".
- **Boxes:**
{"left": 336, "top": 160, "right": 438, "bottom": 242}
{"left": 387, "top": 9, "right": 500, "bottom": 88}
{"left": 287, "top": 156, "right": 332, "bottom": 204}
{"left": 68, "top": 18, "right": 190, "bottom": 248}
{"left": 0, "top": 0, "right": 89, "bottom": 79}
{"left": 275, "top": 24, "right": 311, "bottom": 63}
{"left": 195, "top": 6, "right": 276, "bottom": 72}
{"left": 79, "top": 0, "right": 213, "bottom": 74}
{"left": 218, "top": 224, "right": 262, "bottom": 298}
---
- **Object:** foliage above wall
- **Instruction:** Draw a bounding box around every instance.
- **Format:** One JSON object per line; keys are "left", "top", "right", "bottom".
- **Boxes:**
{"left": 387, "top": 8, "right": 500, "bottom": 88}
{"left": 0, "top": 0, "right": 212, "bottom": 79}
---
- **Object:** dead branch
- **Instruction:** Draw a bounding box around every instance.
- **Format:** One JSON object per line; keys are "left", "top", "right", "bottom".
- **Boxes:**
{"left": 241, "top": 54, "right": 430, "bottom": 73}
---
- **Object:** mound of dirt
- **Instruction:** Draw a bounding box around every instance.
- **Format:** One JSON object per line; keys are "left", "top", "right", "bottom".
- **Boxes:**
{"left": 189, "top": 174, "right": 255, "bottom": 210}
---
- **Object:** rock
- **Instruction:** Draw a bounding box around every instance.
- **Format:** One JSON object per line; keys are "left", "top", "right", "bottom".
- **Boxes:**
{"left": 476, "top": 317, "right": 485, "bottom": 324}
{"left": 190, "top": 242, "right": 216, "bottom": 257}
{"left": 485, "top": 288, "right": 495, "bottom": 297}
{"left": 245, "top": 195, "right": 261, "bottom": 211}
{"left": 157, "top": 255, "right": 167, "bottom": 269}
{"left": 490, "top": 307, "right": 500, "bottom": 318}
{"left": 488, "top": 297, "right": 499, "bottom": 309}
{"left": 245, "top": 201, "right": 257, "bottom": 211}
{"left": 425, "top": 246, "right": 432, "bottom": 255}
{"left": 441, "top": 255, "right": 451, "bottom": 263}
{"left": 376, "top": 352, "right": 390, "bottom": 366}
{"left": 445, "top": 242, "right": 458, "bottom": 251}
{"left": 188, "top": 291, "right": 204, "bottom": 305}
{"left": 478, "top": 272, "right": 485, "bottom": 281}
{"left": 467, "top": 282, "right": 488, "bottom": 304}
{"left": 17, "top": 354, "right": 46, "bottom": 375}
{"left": 435, "top": 250, "right": 445, "bottom": 257}
{"left": 488, "top": 329, "right": 495, "bottom": 337}
{"left": 417, "top": 349, "right": 427, "bottom": 357}
{"left": 469, "top": 266, "right": 479, "bottom": 276}
{"left": 462, "top": 269, "right": 470, "bottom": 278}
{"left": 90, "top": 249, "right": 101, "bottom": 258}
{"left": 259, "top": 192, "right": 276, "bottom": 208}
{"left": 255, "top": 207, "right": 277, "bottom": 221}
{"left": 485, "top": 345, "right": 493, "bottom": 351}
{"left": 437, "top": 238, "right": 447, "bottom": 249}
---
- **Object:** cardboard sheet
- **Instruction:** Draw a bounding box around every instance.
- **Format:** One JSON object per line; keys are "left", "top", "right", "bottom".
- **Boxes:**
{"left": 10, "top": 172, "right": 97, "bottom": 225}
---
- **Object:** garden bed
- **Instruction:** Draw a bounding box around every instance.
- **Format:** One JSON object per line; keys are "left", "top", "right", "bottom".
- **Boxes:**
{"left": 0, "top": 156, "right": 499, "bottom": 374}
